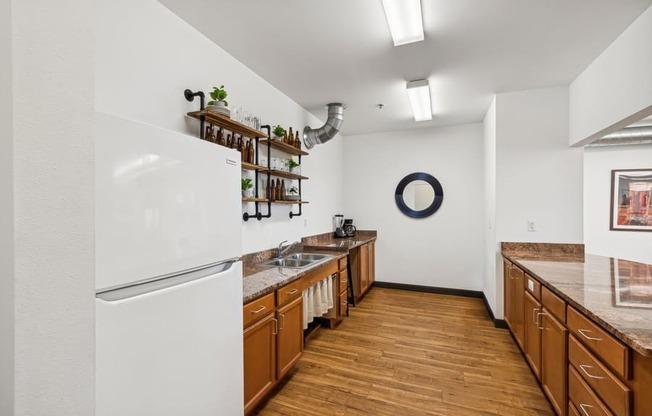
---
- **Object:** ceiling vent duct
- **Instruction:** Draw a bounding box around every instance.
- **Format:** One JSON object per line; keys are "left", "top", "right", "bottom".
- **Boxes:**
{"left": 589, "top": 126, "right": 652, "bottom": 147}
{"left": 303, "top": 103, "right": 345, "bottom": 149}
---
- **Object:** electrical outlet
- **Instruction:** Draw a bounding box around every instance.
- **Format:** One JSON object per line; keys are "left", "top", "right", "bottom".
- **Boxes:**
{"left": 527, "top": 220, "right": 537, "bottom": 232}
{"left": 303, "top": 219, "right": 308, "bottom": 228}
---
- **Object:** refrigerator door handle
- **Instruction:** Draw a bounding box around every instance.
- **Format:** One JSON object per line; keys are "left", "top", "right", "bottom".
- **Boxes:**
{"left": 96, "top": 258, "right": 239, "bottom": 303}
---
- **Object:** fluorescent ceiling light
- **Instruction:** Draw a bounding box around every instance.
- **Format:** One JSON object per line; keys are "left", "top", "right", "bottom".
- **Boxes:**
{"left": 381, "top": 0, "right": 424, "bottom": 46}
{"left": 406, "top": 79, "right": 432, "bottom": 122}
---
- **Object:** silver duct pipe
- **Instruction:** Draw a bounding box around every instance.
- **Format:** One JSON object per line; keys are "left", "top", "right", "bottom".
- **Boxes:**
{"left": 303, "top": 103, "right": 345, "bottom": 149}
{"left": 589, "top": 125, "right": 652, "bottom": 147}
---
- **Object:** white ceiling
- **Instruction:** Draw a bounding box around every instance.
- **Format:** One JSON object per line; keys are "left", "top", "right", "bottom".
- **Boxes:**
{"left": 160, "top": 0, "right": 652, "bottom": 136}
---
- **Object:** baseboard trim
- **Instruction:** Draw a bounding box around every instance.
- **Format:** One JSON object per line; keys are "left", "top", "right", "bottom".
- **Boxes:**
{"left": 373, "top": 281, "right": 483, "bottom": 298}
{"left": 373, "top": 282, "right": 507, "bottom": 329}
{"left": 481, "top": 292, "right": 508, "bottom": 329}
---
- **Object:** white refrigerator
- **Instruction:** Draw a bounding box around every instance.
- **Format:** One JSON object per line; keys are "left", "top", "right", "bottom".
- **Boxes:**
{"left": 95, "top": 113, "right": 243, "bottom": 416}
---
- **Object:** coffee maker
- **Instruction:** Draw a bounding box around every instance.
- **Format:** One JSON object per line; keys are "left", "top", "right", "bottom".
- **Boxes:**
{"left": 343, "top": 219, "right": 356, "bottom": 237}
{"left": 333, "top": 214, "right": 347, "bottom": 238}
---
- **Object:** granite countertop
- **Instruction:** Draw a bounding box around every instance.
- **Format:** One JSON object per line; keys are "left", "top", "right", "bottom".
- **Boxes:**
{"left": 301, "top": 230, "right": 377, "bottom": 252}
{"left": 242, "top": 230, "right": 377, "bottom": 305}
{"left": 503, "top": 249, "right": 652, "bottom": 356}
{"left": 242, "top": 252, "right": 345, "bottom": 304}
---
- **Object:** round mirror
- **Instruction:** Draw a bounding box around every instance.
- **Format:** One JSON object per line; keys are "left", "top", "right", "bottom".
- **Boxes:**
{"left": 395, "top": 172, "right": 443, "bottom": 218}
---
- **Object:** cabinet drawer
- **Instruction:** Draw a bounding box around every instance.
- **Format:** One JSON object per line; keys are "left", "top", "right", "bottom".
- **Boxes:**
{"left": 568, "top": 401, "right": 580, "bottom": 416}
{"left": 338, "top": 269, "right": 348, "bottom": 293}
{"left": 567, "top": 306, "right": 630, "bottom": 379}
{"left": 338, "top": 256, "right": 347, "bottom": 271}
{"left": 569, "top": 335, "right": 631, "bottom": 416}
{"left": 569, "top": 365, "right": 613, "bottom": 416}
{"left": 276, "top": 280, "right": 302, "bottom": 307}
{"left": 243, "top": 292, "right": 275, "bottom": 328}
{"left": 525, "top": 274, "right": 541, "bottom": 300}
{"left": 542, "top": 286, "right": 566, "bottom": 323}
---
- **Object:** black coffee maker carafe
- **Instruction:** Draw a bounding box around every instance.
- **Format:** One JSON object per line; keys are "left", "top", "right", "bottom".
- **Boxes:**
{"left": 343, "top": 219, "right": 356, "bottom": 237}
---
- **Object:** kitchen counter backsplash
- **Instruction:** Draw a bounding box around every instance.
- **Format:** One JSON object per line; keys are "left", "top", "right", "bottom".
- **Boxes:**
{"left": 501, "top": 241, "right": 584, "bottom": 260}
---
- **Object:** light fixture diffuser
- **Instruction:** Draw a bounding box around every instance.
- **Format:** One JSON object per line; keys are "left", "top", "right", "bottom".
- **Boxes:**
{"left": 381, "top": 0, "right": 424, "bottom": 46}
{"left": 406, "top": 79, "right": 432, "bottom": 122}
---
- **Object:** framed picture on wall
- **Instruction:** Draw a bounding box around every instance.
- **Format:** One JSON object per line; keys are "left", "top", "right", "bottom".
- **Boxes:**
{"left": 610, "top": 169, "right": 652, "bottom": 232}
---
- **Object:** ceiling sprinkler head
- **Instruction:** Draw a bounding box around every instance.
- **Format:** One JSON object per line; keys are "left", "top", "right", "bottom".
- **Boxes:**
{"left": 377, "top": 104, "right": 384, "bottom": 110}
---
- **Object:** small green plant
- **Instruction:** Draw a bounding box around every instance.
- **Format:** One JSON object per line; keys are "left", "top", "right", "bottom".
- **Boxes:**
{"left": 288, "top": 186, "right": 299, "bottom": 195}
{"left": 208, "top": 85, "right": 228, "bottom": 106}
{"left": 287, "top": 159, "right": 300, "bottom": 170}
{"left": 241, "top": 178, "right": 253, "bottom": 191}
{"left": 272, "top": 125, "right": 286, "bottom": 137}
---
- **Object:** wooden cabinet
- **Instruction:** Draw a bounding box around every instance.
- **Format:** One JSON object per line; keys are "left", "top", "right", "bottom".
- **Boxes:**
{"left": 368, "top": 240, "right": 376, "bottom": 285}
{"left": 351, "top": 242, "right": 375, "bottom": 302}
{"left": 524, "top": 291, "right": 542, "bottom": 381}
{"left": 276, "top": 296, "right": 303, "bottom": 379}
{"left": 541, "top": 308, "right": 568, "bottom": 416}
{"left": 243, "top": 280, "right": 304, "bottom": 414}
{"left": 505, "top": 263, "right": 525, "bottom": 350}
{"left": 504, "top": 260, "right": 514, "bottom": 331}
{"left": 244, "top": 313, "right": 276, "bottom": 414}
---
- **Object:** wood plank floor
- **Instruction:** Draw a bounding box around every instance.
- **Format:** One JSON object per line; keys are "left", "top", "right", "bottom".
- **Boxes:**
{"left": 254, "top": 287, "right": 553, "bottom": 416}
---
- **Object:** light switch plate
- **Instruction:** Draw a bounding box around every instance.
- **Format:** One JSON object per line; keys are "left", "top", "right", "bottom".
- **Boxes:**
{"left": 527, "top": 279, "right": 534, "bottom": 292}
{"left": 527, "top": 220, "right": 537, "bottom": 232}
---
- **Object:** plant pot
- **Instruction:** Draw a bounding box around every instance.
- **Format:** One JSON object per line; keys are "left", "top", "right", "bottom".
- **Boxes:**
{"left": 242, "top": 189, "right": 253, "bottom": 198}
{"left": 206, "top": 101, "right": 231, "bottom": 118}
{"left": 290, "top": 167, "right": 301, "bottom": 175}
{"left": 285, "top": 195, "right": 300, "bottom": 201}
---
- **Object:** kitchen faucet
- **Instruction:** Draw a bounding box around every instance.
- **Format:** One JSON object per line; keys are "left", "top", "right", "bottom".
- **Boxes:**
{"left": 278, "top": 240, "right": 300, "bottom": 258}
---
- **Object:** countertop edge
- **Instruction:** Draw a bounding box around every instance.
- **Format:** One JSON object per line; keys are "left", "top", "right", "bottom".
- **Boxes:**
{"left": 503, "top": 252, "right": 652, "bottom": 357}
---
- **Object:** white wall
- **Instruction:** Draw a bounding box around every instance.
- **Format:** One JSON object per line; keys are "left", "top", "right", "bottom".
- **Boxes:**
{"left": 0, "top": 0, "right": 13, "bottom": 412}
{"left": 483, "top": 98, "right": 497, "bottom": 314}
{"left": 584, "top": 145, "right": 652, "bottom": 264}
{"left": 12, "top": 0, "right": 95, "bottom": 414}
{"left": 487, "top": 86, "right": 584, "bottom": 319}
{"left": 343, "top": 124, "right": 484, "bottom": 291}
{"left": 569, "top": 6, "right": 652, "bottom": 146}
{"left": 95, "top": 0, "right": 344, "bottom": 254}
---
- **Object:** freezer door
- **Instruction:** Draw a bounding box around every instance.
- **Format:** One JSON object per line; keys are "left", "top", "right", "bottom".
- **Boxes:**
{"left": 96, "top": 261, "right": 243, "bottom": 416}
{"left": 95, "top": 112, "right": 242, "bottom": 291}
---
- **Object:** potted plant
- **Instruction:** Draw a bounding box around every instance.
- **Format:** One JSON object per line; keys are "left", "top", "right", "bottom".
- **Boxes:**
{"left": 286, "top": 186, "right": 300, "bottom": 201}
{"left": 272, "top": 125, "right": 286, "bottom": 140}
{"left": 206, "top": 85, "right": 230, "bottom": 116}
{"left": 287, "top": 159, "right": 300, "bottom": 174}
{"left": 241, "top": 178, "right": 254, "bottom": 198}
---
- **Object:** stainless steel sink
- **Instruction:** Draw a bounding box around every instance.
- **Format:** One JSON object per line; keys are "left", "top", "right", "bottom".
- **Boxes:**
{"left": 263, "top": 258, "right": 314, "bottom": 268}
{"left": 263, "top": 253, "right": 332, "bottom": 269}
{"left": 283, "top": 253, "right": 329, "bottom": 261}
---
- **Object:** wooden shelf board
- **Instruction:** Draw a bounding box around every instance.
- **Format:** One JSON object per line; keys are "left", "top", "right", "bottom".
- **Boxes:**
{"left": 242, "top": 162, "right": 269, "bottom": 172}
{"left": 188, "top": 110, "right": 269, "bottom": 139}
{"left": 272, "top": 200, "right": 309, "bottom": 205}
{"left": 242, "top": 198, "right": 270, "bottom": 203}
{"left": 268, "top": 170, "right": 309, "bottom": 180}
{"left": 259, "top": 139, "right": 309, "bottom": 156}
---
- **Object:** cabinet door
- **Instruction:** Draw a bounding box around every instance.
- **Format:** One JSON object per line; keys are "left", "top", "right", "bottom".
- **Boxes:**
{"left": 504, "top": 260, "right": 514, "bottom": 331}
{"left": 541, "top": 310, "right": 568, "bottom": 416}
{"left": 368, "top": 241, "right": 376, "bottom": 285}
{"left": 244, "top": 313, "right": 276, "bottom": 414}
{"left": 276, "top": 296, "right": 304, "bottom": 380}
{"left": 524, "top": 291, "right": 542, "bottom": 381}
{"left": 511, "top": 266, "right": 525, "bottom": 350}
{"left": 360, "top": 244, "right": 370, "bottom": 294}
